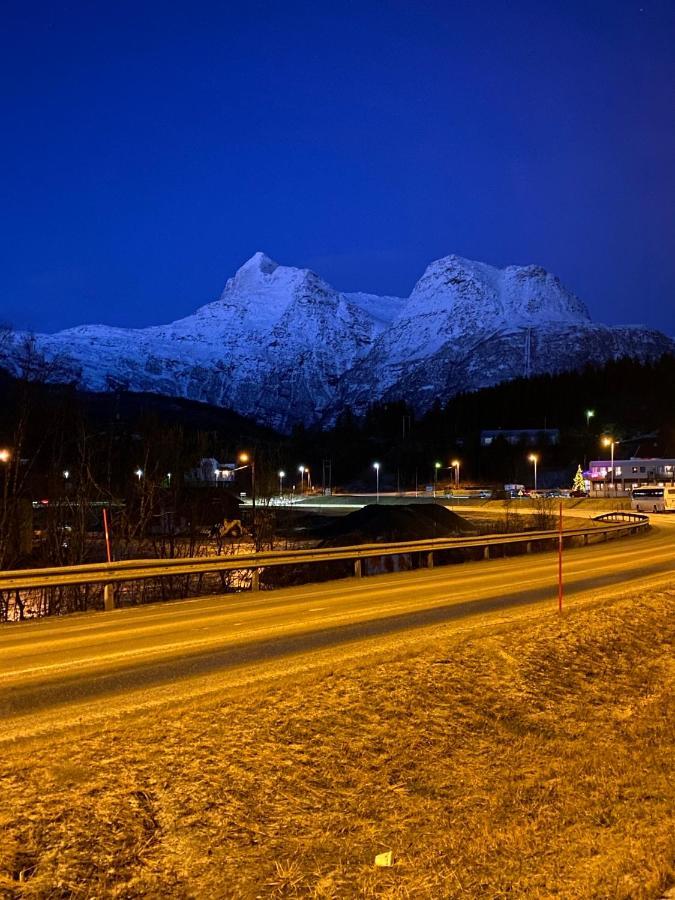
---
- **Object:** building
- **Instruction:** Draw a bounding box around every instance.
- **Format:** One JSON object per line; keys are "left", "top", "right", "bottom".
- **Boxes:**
{"left": 588, "top": 457, "right": 675, "bottom": 494}
{"left": 187, "top": 458, "right": 236, "bottom": 485}
{"left": 480, "top": 428, "right": 560, "bottom": 447}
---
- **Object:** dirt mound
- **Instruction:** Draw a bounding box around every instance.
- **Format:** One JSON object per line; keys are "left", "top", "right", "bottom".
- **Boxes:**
{"left": 315, "top": 503, "right": 475, "bottom": 546}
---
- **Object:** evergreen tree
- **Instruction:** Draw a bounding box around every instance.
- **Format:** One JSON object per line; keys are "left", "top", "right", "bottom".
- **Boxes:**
{"left": 572, "top": 464, "right": 586, "bottom": 493}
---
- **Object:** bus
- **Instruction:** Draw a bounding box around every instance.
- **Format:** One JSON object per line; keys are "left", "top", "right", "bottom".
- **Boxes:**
{"left": 631, "top": 486, "right": 675, "bottom": 512}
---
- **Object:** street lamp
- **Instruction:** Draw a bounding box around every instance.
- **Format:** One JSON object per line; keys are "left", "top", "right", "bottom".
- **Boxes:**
{"left": 586, "top": 409, "right": 595, "bottom": 428}
{"left": 434, "top": 461, "right": 441, "bottom": 497}
{"left": 373, "top": 462, "right": 380, "bottom": 503}
{"left": 601, "top": 436, "right": 615, "bottom": 490}
{"left": 278, "top": 469, "right": 285, "bottom": 497}
{"left": 298, "top": 465, "right": 305, "bottom": 494}
{"left": 528, "top": 453, "right": 539, "bottom": 493}
{"left": 238, "top": 452, "right": 257, "bottom": 541}
{"left": 63, "top": 469, "right": 70, "bottom": 480}
{"left": 451, "top": 459, "right": 460, "bottom": 489}
{"left": 135, "top": 468, "right": 143, "bottom": 481}
{"left": 1, "top": 449, "right": 11, "bottom": 511}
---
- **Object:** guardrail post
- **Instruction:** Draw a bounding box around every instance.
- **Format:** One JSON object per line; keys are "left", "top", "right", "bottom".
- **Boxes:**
{"left": 354, "top": 559, "right": 362, "bottom": 578}
{"left": 427, "top": 551, "right": 434, "bottom": 569}
{"left": 103, "top": 583, "right": 115, "bottom": 611}
{"left": 483, "top": 546, "right": 490, "bottom": 560}
{"left": 525, "top": 541, "right": 532, "bottom": 553}
{"left": 251, "top": 569, "right": 260, "bottom": 592}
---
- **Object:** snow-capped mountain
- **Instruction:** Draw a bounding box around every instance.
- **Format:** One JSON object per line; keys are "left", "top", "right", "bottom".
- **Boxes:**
{"left": 3, "top": 252, "right": 673, "bottom": 430}
{"left": 336, "top": 255, "right": 674, "bottom": 414}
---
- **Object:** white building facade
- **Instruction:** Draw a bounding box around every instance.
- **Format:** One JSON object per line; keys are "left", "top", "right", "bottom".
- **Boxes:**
{"left": 588, "top": 457, "right": 675, "bottom": 495}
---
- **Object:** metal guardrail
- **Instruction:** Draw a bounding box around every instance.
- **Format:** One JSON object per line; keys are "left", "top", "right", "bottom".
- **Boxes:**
{"left": 0, "top": 517, "right": 650, "bottom": 597}
{"left": 593, "top": 511, "right": 650, "bottom": 523}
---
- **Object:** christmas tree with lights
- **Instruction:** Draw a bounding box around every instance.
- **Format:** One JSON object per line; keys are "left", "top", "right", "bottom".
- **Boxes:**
{"left": 572, "top": 465, "right": 586, "bottom": 494}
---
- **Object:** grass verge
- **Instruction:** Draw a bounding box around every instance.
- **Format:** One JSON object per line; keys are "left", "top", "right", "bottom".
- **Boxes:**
{"left": 1, "top": 590, "right": 673, "bottom": 898}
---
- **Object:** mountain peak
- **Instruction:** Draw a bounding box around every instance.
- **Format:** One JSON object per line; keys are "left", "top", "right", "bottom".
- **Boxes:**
{"left": 406, "top": 253, "right": 590, "bottom": 327}
{"left": 219, "top": 251, "right": 282, "bottom": 301}
{"left": 235, "top": 251, "right": 279, "bottom": 278}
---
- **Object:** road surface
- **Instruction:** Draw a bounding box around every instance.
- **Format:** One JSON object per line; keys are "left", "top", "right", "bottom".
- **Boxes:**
{"left": 1, "top": 515, "right": 673, "bottom": 743}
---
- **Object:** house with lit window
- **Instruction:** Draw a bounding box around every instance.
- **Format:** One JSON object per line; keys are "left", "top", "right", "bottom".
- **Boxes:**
{"left": 587, "top": 457, "right": 675, "bottom": 494}
{"left": 187, "top": 458, "right": 236, "bottom": 484}
{"left": 480, "top": 428, "right": 560, "bottom": 447}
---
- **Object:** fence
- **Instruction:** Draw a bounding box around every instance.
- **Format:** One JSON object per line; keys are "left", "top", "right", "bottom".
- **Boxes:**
{"left": 0, "top": 515, "right": 650, "bottom": 614}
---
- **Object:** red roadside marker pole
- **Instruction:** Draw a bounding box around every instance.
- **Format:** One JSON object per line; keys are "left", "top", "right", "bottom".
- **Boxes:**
{"left": 102, "top": 507, "right": 115, "bottom": 611}
{"left": 103, "top": 507, "right": 112, "bottom": 564}
{"left": 558, "top": 500, "right": 563, "bottom": 613}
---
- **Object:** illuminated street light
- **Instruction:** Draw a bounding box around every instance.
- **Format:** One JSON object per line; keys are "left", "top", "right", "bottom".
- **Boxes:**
{"left": 135, "top": 468, "right": 143, "bottom": 481}
{"left": 601, "top": 436, "right": 616, "bottom": 489}
{"left": 62, "top": 469, "right": 70, "bottom": 480}
{"left": 528, "top": 453, "right": 539, "bottom": 493}
{"left": 451, "top": 459, "right": 460, "bottom": 489}
{"left": 586, "top": 409, "right": 595, "bottom": 428}
{"left": 238, "top": 452, "right": 257, "bottom": 540}
{"left": 373, "top": 462, "right": 380, "bottom": 503}
{"left": 434, "top": 461, "right": 441, "bottom": 497}
{"left": 298, "top": 465, "right": 305, "bottom": 495}
{"left": 278, "top": 469, "right": 285, "bottom": 496}
{"left": 0, "top": 449, "right": 11, "bottom": 507}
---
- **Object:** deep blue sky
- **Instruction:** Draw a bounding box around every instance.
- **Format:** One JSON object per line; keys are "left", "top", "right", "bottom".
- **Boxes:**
{"left": 2, "top": 0, "right": 674, "bottom": 334}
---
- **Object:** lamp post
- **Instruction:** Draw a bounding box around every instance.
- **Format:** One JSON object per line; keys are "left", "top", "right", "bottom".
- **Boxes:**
{"left": 602, "top": 437, "right": 615, "bottom": 492}
{"left": 135, "top": 468, "right": 143, "bottom": 481}
{"left": 373, "top": 462, "right": 380, "bottom": 503}
{"left": 586, "top": 409, "right": 595, "bottom": 429}
{"left": 298, "top": 465, "right": 305, "bottom": 495}
{"left": 238, "top": 452, "right": 256, "bottom": 540}
{"left": 434, "top": 461, "right": 441, "bottom": 497}
{"left": 278, "top": 469, "right": 285, "bottom": 499}
{"left": 528, "top": 453, "right": 539, "bottom": 493}
{"left": 0, "top": 449, "right": 11, "bottom": 512}
{"left": 451, "top": 459, "right": 460, "bottom": 489}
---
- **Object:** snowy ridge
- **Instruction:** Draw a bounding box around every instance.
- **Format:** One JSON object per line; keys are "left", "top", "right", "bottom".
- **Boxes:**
{"left": 3, "top": 252, "right": 673, "bottom": 431}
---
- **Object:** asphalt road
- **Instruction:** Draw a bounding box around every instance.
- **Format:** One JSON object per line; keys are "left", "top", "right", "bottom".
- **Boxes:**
{"left": 1, "top": 515, "right": 674, "bottom": 743}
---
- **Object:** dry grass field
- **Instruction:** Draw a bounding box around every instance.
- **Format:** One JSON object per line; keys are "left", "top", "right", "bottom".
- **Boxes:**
{"left": 1, "top": 590, "right": 673, "bottom": 898}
